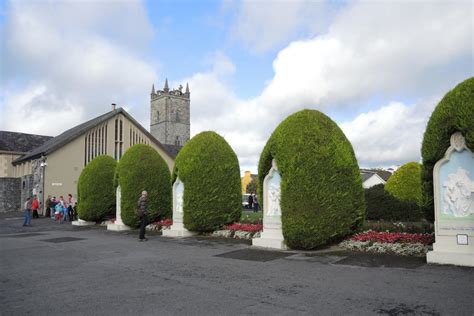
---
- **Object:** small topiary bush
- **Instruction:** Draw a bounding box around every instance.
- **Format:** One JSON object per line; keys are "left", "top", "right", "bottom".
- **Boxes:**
{"left": 117, "top": 144, "right": 171, "bottom": 228}
{"left": 421, "top": 77, "right": 474, "bottom": 221}
{"left": 77, "top": 155, "right": 117, "bottom": 222}
{"left": 365, "top": 184, "right": 423, "bottom": 221}
{"left": 173, "top": 131, "right": 241, "bottom": 232}
{"left": 258, "top": 109, "right": 365, "bottom": 250}
{"left": 384, "top": 162, "right": 422, "bottom": 205}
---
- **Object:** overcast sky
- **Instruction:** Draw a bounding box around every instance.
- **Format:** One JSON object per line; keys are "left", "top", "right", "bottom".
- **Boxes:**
{"left": 0, "top": 0, "right": 472, "bottom": 174}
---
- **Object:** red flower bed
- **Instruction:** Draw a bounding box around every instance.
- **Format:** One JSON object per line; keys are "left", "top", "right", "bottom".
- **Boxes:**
{"left": 151, "top": 219, "right": 173, "bottom": 228}
{"left": 351, "top": 231, "right": 434, "bottom": 245}
{"left": 225, "top": 223, "right": 263, "bottom": 233}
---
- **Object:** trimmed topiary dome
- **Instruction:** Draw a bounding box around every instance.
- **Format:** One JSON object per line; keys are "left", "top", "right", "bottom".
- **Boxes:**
{"left": 385, "top": 162, "right": 422, "bottom": 206}
{"left": 173, "top": 131, "right": 241, "bottom": 232}
{"left": 421, "top": 77, "right": 474, "bottom": 221}
{"left": 117, "top": 144, "right": 171, "bottom": 227}
{"left": 258, "top": 109, "right": 365, "bottom": 249}
{"left": 77, "top": 155, "right": 117, "bottom": 222}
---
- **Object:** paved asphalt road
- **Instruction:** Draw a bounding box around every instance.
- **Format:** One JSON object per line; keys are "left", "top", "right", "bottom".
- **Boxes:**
{"left": 1, "top": 214, "right": 473, "bottom": 316}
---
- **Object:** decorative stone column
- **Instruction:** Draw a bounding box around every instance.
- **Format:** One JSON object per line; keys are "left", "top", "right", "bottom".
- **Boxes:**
{"left": 107, "top": 186, "right": 131, "bottom": 231}
{"left": 252, "top": 159, "right": 287, "bottom": 250}
{"left": 163, "top": 177, "right": 195, "bottom": 237}
{"left": 427, "top": 132, "right": 474, "bottom": 267}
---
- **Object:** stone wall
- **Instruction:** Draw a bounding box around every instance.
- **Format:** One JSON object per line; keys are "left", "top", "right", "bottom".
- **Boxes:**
{"left": 0, "top": 177, "right": 21, "bottom": 213}
{"left": 150, "top": 92, "right": 190, "bottom": 146}
{"left": 20, "top": 174, "right": 34, "bottom": 209}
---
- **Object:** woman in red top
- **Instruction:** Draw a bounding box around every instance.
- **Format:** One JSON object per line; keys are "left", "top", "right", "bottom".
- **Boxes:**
{"left": 31, "top": 196, "right": 39, "bottom": 219}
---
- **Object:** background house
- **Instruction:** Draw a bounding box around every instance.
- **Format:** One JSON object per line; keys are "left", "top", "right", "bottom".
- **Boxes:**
{"left": 360, "top": 169, "right": 392, "bottom": 189}
{"left": 241, "top": 171, "right": 257, "bottom": 194}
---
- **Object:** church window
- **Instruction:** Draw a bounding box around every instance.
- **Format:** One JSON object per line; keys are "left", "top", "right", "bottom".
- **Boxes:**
{"left": 175, "top": 111, "right": 180, "bottom": 122}
{"left": 175, "top": 136, "right": 180, "bottom": 146}
{"left": 157, "top": 111, "right": 160, "bottom": 122}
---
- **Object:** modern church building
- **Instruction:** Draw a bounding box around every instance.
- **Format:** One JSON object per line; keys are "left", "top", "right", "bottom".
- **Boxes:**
{"left": 0, "top": 80, "right": 190, "bottom": 213}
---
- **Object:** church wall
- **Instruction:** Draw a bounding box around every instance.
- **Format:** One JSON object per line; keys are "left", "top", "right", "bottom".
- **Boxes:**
{"left": 44, "top": 135, "right": 84, "bottom": 202}
{"left": 0, "top": 177, "right": 21, "bottom": 213}
{"left": 43, "top": 112, "right": 175, "bottom": 206}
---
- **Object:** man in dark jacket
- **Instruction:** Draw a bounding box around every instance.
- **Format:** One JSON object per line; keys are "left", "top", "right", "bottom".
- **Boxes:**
{"left": 137, "top": 191, "right": 148, "bottom": 241}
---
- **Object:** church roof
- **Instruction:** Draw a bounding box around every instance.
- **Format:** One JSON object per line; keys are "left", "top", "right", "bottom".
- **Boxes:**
{"left": 0, "top": 131, "right": 53, "bottom": 154}
{"left": 12, "top": 108, "right": 176, "bottom": 164}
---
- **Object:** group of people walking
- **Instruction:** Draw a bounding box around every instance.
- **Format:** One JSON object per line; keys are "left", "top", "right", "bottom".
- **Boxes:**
{"left": 23, "top": 194, "right": 77, "bottom": 226}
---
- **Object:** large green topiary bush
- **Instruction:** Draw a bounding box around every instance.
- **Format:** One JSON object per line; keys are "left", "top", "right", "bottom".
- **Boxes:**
{"left": 384, "top": 162, "right": 422, "bottom": 205}
{"left": 77, "top": 155, "right": 117, "bottom": 222}
{"left": 365, "top": 184, "right": 423, "bottom": 221}
{"left": 117, "top": 144, "right": 171, "bottom": 227}
{"left": 421, "top": 77, "right": 474, "bottom": 221}
{"left": 258, "top": 109, "right": 365, "bottom": 249}
{"left": 173, "top": 131, "right": 241, "bottom": 232}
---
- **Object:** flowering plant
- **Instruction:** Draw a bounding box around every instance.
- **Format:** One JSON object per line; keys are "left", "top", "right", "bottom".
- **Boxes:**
{"left": 350, "top": 231, "right": 434, "bottom": 245}
{"left": 157, "top": 219, "right": 172, "bottom": 228}
{"left": 224, "top": 223, "right": 263, "bottom": 233}
{"left": 340, "top": 240, "right": 431, "bottom": 256}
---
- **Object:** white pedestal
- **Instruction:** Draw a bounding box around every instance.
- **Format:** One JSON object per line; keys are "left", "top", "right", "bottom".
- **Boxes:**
{"left": 252, "top": 226, "right": 287, "bottom": 250}
{"left": 72, "top": 219, "right": 96, "bottom": 226}
{"left": 162, "top": 222, "right": 196, "bottom": 237}
{"left": 427, "top": 236, "right": 474, "bottom": 267}
{"left": 107, "top": 223, "right": 131, "bottom": 231}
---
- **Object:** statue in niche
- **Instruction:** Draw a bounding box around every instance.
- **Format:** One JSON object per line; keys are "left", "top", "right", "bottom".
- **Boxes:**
{"left": 443, "top": 167, "right": 474, "bottom": 217}
{"left": 267, "top": 177, "right": 281, "bottom": 217}
{"left": 175, "top": 179, "right": 184, "bottom": 214}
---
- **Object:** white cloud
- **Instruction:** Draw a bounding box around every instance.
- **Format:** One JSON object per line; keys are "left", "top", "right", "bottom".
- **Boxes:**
{"left": 231, "top": 0, "right": 333, "bottom": 53}
{"left": 0, "top": 0, "right": 471, "bottom": 173}
{"left": 0, "top": 0, "right": 157, "bottom": 134}
{"left": 340, "top": 99, "right": 437, "bottom": 167}
{"left": 186, "top": 0, "right": 472, "bottom": 171}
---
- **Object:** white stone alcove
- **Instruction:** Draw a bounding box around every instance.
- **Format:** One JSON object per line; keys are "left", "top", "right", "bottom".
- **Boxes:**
{"left": 252, "top": 159, "right": 287, "bottom": 250}
{"left": 427, "top": 132, "right": 474, "bottom": 267}
{"left": 107, "top": 186, "right": 131, "bottom": 231}
{"left": 163, "top": 177, "right": 195, "bottom": 237}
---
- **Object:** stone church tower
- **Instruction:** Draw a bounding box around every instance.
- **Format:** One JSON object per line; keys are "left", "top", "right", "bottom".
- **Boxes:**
{"left": 150, "top": 79, "right": 190, "bottom": 147}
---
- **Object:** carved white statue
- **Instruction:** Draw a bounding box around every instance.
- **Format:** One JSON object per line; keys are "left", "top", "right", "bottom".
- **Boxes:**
{"left": 163, "top": 177, "right": 195, "bottom": 237}
{"left": 442, "top": 167, "right": 474, "bottom": 217}
{"left": 267, "top": 178, "right": 281, "bottom": 217}
{"left": 253, "top": 159, "right": 286, "bottom": 249}
{"left": 175, "top": 178, "right": 184, "bottom": 214}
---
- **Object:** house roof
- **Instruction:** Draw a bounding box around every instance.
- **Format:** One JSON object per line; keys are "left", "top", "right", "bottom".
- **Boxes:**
{"left": 360, "top": 169, "right": 392, "bottom": 181}
{"left": 0, "top": 131, "right": 53, "bottom": 153}
{"left": 360, "top": 172, "right": 374, "bottom": 182}
{"left": 12, "top": 107, "right": 176, "bottom": 165}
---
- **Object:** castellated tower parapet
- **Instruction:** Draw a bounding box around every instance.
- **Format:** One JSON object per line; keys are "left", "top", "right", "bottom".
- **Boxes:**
{"left": 150, "top": 79, "right": 190, "bottom": 147}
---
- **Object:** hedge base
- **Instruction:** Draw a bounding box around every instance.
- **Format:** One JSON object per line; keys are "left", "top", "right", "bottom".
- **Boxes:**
{"left": 252, "top": 229, "right": 287, "bottom": 250}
